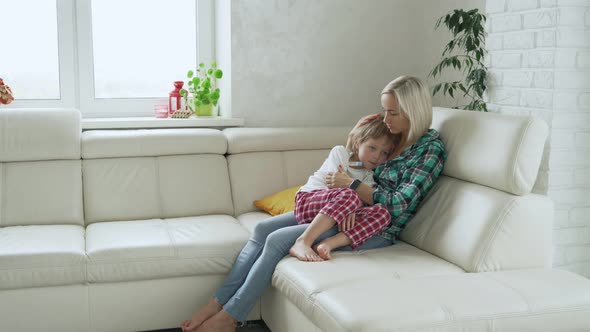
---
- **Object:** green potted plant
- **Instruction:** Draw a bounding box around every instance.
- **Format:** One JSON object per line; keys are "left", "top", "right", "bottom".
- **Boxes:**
{"left": 180, "top": 61, "right": 223, "bottom": 116}
{"left": 429, "top": 9, "right": 488, "bottom": 112}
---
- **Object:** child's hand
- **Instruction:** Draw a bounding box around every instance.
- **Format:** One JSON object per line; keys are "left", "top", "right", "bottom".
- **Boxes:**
{"left": 325, "top": 165, "right": 353, "bottom": 188}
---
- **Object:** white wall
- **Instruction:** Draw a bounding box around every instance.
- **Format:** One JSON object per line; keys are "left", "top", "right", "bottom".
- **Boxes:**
{"left": 217, "top": 0, "right": 484, "bottom": 127}
{"left": 486, "top": 0, "right": 590, "bottom": 278}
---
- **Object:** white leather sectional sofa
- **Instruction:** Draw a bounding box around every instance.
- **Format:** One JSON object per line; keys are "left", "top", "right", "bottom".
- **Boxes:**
{"left": 0, "top": 108, "right": 589, "bottom": 332}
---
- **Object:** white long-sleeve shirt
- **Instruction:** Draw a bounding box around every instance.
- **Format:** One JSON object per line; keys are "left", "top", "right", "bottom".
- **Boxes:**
{"left": 299, "top": 145, "right": 375, "bottom": 193}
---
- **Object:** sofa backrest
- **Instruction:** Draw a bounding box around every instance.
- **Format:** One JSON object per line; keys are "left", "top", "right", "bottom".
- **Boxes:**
{"left": 402, "top": 176, "right": 553, "bottom": 272}
{"left": 2, "top": 107, "right": 551, "bottom": 273}
{"left": 81, "top": 129, "right": 233, "bottom": 224}
{"left": 0, "top": 109, "right": 83, "bottom": 227}
{"left": 223, "top": 127, "right": 350, "bottom": 216}
{"left": 402, "top": 108, "right": 552, "bottom": 272}
{"left": 432, "top": 107, "right": 548, "bottom": 196}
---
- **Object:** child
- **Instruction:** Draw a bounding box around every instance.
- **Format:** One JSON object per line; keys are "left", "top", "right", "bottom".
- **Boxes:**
{"left": 293, "top": 115, "right": 397, "bottom": 259}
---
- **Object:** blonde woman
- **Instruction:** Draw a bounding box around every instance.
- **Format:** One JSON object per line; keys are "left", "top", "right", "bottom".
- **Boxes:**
{"left": 290, "top": 75, "right": 446, "bottom": 264}
{"left": 181, "top": 76, "right": 446, "bottom": 332}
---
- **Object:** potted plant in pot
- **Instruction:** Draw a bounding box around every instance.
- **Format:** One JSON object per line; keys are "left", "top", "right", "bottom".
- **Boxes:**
{"left": 180, "top": 61, "right": 223, "bottom": 116}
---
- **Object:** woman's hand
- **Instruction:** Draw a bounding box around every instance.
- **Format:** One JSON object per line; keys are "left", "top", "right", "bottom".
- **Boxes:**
{"left": 356, "top": 113, "right": 381, "bottom": 128}
{"left": 339, "top": 213, "right": 356, "bottom": 232}
{"left": 325, "top": 165, "right": 354, "bottom": 189}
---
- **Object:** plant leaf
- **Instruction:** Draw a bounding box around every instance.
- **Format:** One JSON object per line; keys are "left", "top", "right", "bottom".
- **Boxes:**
{"left": 433, "top": 83, "right": 442, "bottom": 96}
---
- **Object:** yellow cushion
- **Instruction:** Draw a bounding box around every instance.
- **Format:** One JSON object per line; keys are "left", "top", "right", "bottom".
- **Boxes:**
{"left": 253, "top": 186, "right": 302, "bottom": 216}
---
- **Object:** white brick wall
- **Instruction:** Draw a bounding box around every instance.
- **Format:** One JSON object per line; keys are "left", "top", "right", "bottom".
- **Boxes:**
{"left": 491, "top": 52, "right": 523, "bottom": 67}
{"left": 555, "top": 49, "right": 577, "bottom": 67}
{"left": 579, "top": 52, "right": 590, "bottom": 67}
{"left": 523, "top": 10, "right": 557, "bottom": 28}
{"left": 534, "top": 71, "right": 554, "bottom": 88}
{"left": 557, "top": 29, "right": 590, "bottom": 47}
{"left": 486, "top": 0, "right": 590, "bottom": 278}
{"left": 536, "top": 29, "right": 556, "bottom": 46}
{"left": 508, "top": 0, "right": 538, "bottom": 12}
{"left": 504, "top": 31, "right": 536, "bottom": 49}
{"left": 554, "top": 91, "right": 578, "bottom": 109}
{"left": 504, "top": 71, "right": 534, "bottom": 86}
{"left": 576, "top": 168, "right": 590, "bottom": 183}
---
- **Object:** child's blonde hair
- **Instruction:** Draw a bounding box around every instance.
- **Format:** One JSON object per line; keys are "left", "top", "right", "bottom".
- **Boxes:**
{"left": 349, "top": 115, "right": 399, "bottom": 156}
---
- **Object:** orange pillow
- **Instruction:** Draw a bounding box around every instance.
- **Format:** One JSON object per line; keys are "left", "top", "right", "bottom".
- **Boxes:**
{"left": 253, "top": 186, "right": 302, "bottom": 216}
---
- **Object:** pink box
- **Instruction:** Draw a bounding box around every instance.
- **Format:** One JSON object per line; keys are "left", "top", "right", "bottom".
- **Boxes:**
{"left": 154, "top": 104, "right": 169, "bottom": 118}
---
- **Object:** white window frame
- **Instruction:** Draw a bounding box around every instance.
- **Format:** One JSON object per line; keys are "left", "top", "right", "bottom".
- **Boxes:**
{"left": 8, "top": 0, "right": 214, "bottom": 118}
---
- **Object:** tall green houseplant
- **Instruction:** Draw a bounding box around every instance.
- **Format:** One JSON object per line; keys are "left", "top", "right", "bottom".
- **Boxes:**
{"left": 429, "top": 9, "right": 488, "bottom": 112}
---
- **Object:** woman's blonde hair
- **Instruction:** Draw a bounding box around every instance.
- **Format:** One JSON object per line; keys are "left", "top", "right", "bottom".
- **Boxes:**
{"left": 349, "top": 115, "right": 399, "bottom": 155}
{"left": 381, "top": 76, "right": 432, "bottom": 143}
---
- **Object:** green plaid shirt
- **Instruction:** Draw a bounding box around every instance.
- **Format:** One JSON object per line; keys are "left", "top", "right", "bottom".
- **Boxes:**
{"left": 373, "top": 129, "right": 446, "bottom": 242}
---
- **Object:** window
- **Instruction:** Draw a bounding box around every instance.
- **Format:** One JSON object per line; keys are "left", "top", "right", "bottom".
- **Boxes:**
{"left": 90, "top": 0, "right": 197, "bottom": 99}
{"left": 0, "top": 1, "right": 60, "bottom": 100}
{"left": 1, "top": 0, "right": 214, "bottom": 117}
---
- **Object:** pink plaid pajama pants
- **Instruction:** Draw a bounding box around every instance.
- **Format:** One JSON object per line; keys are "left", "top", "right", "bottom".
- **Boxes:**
{"left": 294, "top": 188, "right": 391, "bottom": 249}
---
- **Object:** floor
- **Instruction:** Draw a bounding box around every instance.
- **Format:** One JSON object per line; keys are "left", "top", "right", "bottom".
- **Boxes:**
{"left": 144, "top": 320, "right": 271, "bottom": 332}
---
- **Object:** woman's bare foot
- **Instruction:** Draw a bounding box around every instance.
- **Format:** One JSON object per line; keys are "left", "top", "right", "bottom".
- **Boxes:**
{"left": 313, "top": 242, "right": 333, "bottom": 260}
{"left": 289, "top": 239, "right": 323, "bottom": 262}
{"left": 181, "top": 297, "right": 222, "bottom": 332}
{"left": 195, "top": 310, "right": 237, "bottom": 332}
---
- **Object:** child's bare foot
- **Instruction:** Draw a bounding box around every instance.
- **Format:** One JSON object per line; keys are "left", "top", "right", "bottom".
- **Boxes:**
{"left": 313, "top": 242, "right": 333, "bottom": 260}
{"left": 195, "top": 310, "right": 237, "bottom": 332}
{"left": 313, "top": 233, "right": 351, "bottom": 260}
{"left": 181, "top": 297, "right": 222, "bottom": 332}
{"left": 289, "top": 239, "right": 323, "bottom": 262}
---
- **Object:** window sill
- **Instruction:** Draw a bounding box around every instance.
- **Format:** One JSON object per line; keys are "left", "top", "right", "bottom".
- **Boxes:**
{"left": 82, "top": 116, "right": 244, "bottom": 130}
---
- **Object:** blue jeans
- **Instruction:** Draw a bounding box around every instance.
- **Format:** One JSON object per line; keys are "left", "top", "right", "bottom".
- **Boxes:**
{"left": 214, "top": 212, "right": 393, "bottom": 321}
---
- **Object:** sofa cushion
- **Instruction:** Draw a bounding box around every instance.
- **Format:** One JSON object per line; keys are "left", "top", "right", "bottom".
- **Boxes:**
{"left": 432, "top": 107, "right": 548, "bottom": 195}
{"left": 0, "top": 109, "right": 80, "bottom": 162}
{"left": 81, "top": 128, "right": 226, "bottom": 159}
{"left": 402, "top": 176, "right": 553, "bottom": 272}
{"left": 0, "top": 109, "right": 83, "bottom": 227}
{"left": 237, "top": 211, "right": 272, "bottom": 234}
{"left": 228, "top": 150, "right": 331, "bottom": 216}
{"left": 272, "top": 243, "right": 465, "bottom": 317}
{"left": 0, "top": 225, "right": 86, "bottom": 290}
{"left": 301, "top": 269, "right": 590, "bottom": 332}
{"left": 85, "top": 216, "right": 250, "bottom": 282}
{"left": 224, "top": 127, "right": 351, "bottom": 216}
{"left": 224, "top": 127, "right": 349, "bottom": 154}
{"left": 83, "top": 154, "right": 233, "bottom": 224}
{"left": 0, "top": 160, "right": 84, "bottom": 227}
